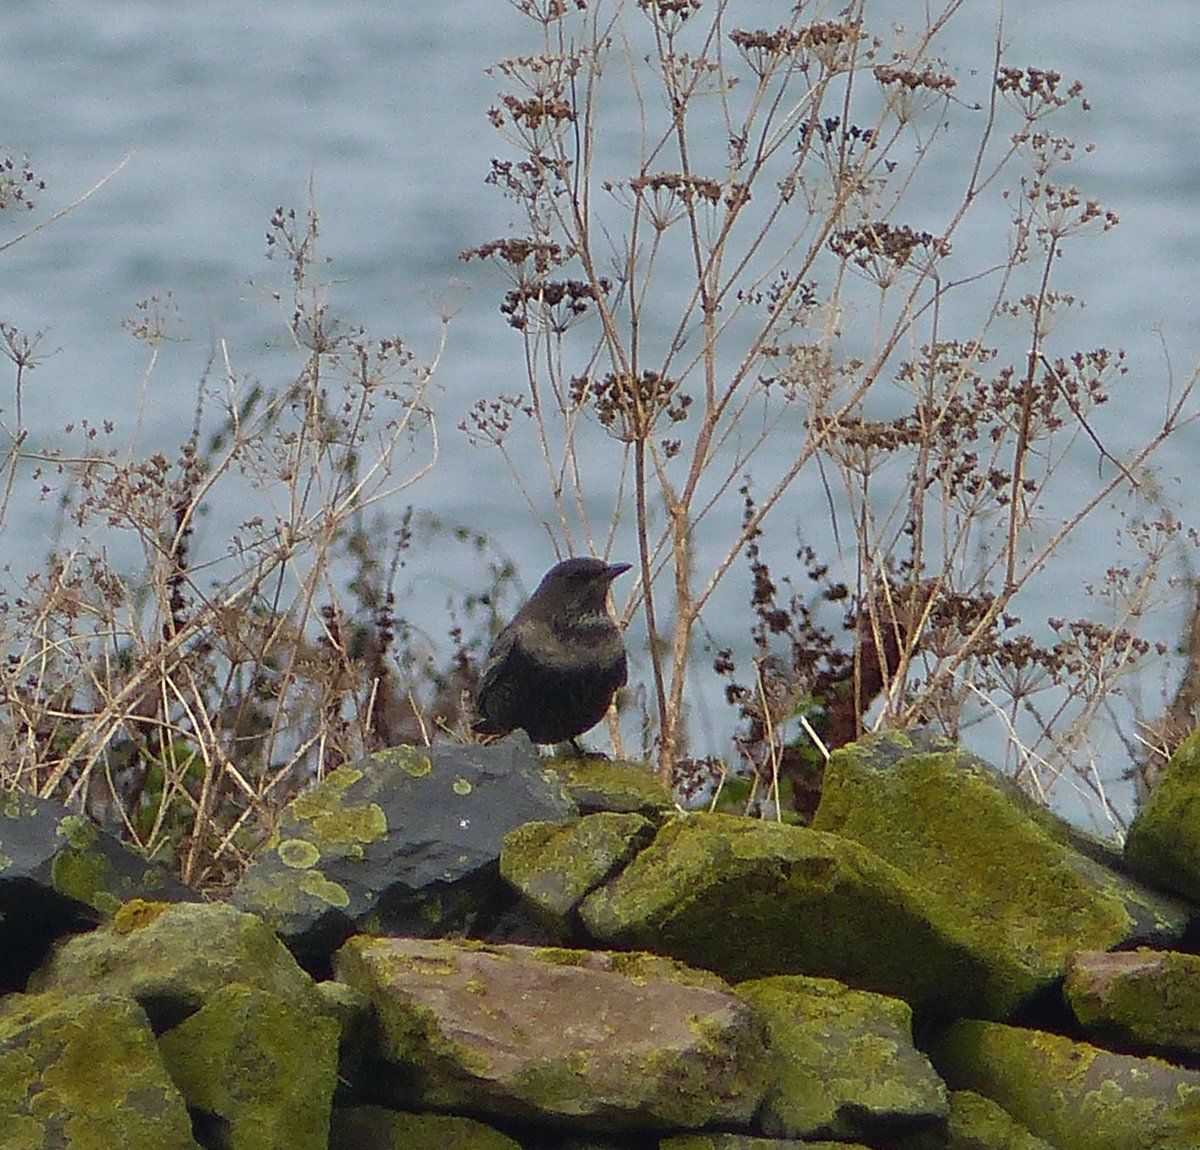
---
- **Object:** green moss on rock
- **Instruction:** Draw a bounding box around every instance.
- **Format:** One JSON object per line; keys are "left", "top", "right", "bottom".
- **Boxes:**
{"left": 899, "top": 1089, "right": 1055, "bottom": 1149}
{"left": 0, "top": 991, "right": 197, "bottom": 1149}
{"left": 736, "top": 974, "right": 947, "bottom": 1139}
{"left": 578, "top": 811, "right": 1002, "bottom": 1018}
{"left": 158, "top": 983, "right": 340, "bottom": 1150}
{"left": 1125, "top": 729, "right": 1200, "bottom": 900}
{"left": 930, "top": 1018, "right": 1200, "bottom": 1150}
{"left": 29, "top": 901, "right": 323, "bottom": 1028}
{"left": 539, "top": 756, "right": 674, "bottom": 815}
{"left": 501, "top": 812, "right": 655, "bottom": 927}
{"left": 330, "top": 1105, "right": 521, "bottom": 1149}
{"left": 1065, "top": 949, "right": 1200, "bottom": 1054}
{"left": 811, "top": 731, "right": 1172, "bottom": 1010}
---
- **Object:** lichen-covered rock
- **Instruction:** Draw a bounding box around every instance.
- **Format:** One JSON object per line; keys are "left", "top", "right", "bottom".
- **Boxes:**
{"left": 0, "top": 789, "right": 197, "bottom": 991}
{"left": 811, "top": 730, "right": 1187, "bottom": 1014}
{"left": 0, "top": 990, "right": 199, "bottom": 1149}
{"left": 500, "top": 812, "right": 656, "bottom": 932}
{"left": 232, "top": 737, "right": 577, "bottom": 968}
{"left": 1065, "top": 948, "right": 1200, "bottom": 1056}
{"left": 332, "top": 936, "right": 767, "bottom": 1131}
{"left": 157, "top": 983, "right": 340, "bottom": 1150}
{"left": 577, "top": 811, "right": 1001, "bottom": 1018}
{"left": 898, "top": 1089, "right": 1055, "bottom": 1149}
{"left": 930, "top": 1018, "right": 1200, "bottom": 1150}
{"left": 329, "top": 1105, "right": 522, "bottom": 1150}
{"left": 28, "top": 900, "right": 323, "bottom": 1030}
{"left": 539, "top": 756, "right": 675, "bottom": 815}
{"left": 1125, "top": 728, "right": 1200, "bottom": 901}
{"left": 660, "top": 1137, "right": 874, "bottom": 1150}
{"left": 314, "top": 977, "right": 374, "bottom": 1080}
{"left": 736, "top": 974, "right": 947, "bottom": 1140}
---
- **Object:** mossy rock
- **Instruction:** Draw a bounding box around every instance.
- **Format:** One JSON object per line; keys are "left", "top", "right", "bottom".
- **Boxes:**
{"left": 929, "top": 1018, "right": 1200, "bottom": 1150}
{"left": 232, "top": 738, "right": 577, "bottom": 968}
{"left": 811, "top": 730, "right": 1187, "bottom": 1011}
{"left": 736, "top": 974, "right": 947, "bottom": 1140}
{"left": 1064, "top": 948, "right": 1200, "bottom": 1055}
{"left": 540, "top": 755, "right": 675, "bottom": 815}
{"left": 898, "top": 1089, "right": 1055, "bottom": 1149}
{"left": 158, "top": 983, "right": 340, "bottom": 1150}
{"left": 1125, "top": 728, "right": 1200, "bottom": 901}
{"left": 332, "top": 936, "right": 767, "bottom": 1131}
{"left": 578, "top": 811, "right": 1013, "bottom": 1019}
{"left": 28, "top": 900, "right": 323, "bottom": 1030}
{"left": 500, "top": 811, "right": 656, "bottom": 931}
{"left": 330, "top": 1105, "right": 521, "bottom": 1150}
{"left": 0, "top": 990, "right": 198, "bottom": 1149}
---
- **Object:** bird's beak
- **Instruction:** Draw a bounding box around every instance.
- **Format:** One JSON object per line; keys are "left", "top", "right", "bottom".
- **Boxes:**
{"left": 606, "top": 563, "right": 632, "bottom": 581}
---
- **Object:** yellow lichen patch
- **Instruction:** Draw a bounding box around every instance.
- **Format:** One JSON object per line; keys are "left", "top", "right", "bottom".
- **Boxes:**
{"left": 278, "top": 839, "right": 321, "bottom": 870}
{"left": 453, "top": 777, "right": 473, "bottom": 796}
{"left": 298, "top": 870, "right": 351, "bottom": 908}
{"left": 111, "top": 898, "right": 173, "bottom": 934}
{"left": 369, "top": 745, "right": 435, "bottom": 778}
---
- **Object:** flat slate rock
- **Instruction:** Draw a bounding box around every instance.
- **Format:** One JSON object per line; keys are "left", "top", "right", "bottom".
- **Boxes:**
{"left": 232, "top": 736, "right": 576, "bottom": 968}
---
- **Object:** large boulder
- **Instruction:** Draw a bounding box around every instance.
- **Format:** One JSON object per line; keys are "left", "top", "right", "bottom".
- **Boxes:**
{"left": 811, "top": 730, "right": 1187, "bottom": 1009}
{"left": 332, "top": 936, "right": 768, "bottom": 1131}
{"left": 577, "top": 811, "right": 1003, "bottom": 1019}
{"left": 232, "top": 738, "right": 576, "bottom": 970}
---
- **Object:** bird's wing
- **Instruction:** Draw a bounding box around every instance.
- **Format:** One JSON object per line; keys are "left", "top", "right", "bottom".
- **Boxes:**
{"left": 474, "top": 622, "right": 524, "bottom": 726}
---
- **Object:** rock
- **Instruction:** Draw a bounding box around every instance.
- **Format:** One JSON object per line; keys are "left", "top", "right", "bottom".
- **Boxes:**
{"left": 157, "top": 983, "right": 340, "bottom": 1150}
{"left": 929, "top": 1018, "right": 1200, "bottom": 1150}
{"left": 500, "top": 812, "right": 657, "bottom": 935}
{"left": 898, "top": 1089, "right": 1056, "bottom": 1149}
{"left": 660, "top": 1137, "right": 874, "bottom": 1149}
{"left": 1125, "top": 728, "right": 1200, "bottom": 901}
{"left": 539, "top": 756, "right": 676, "bottom": 815}
{"left": 332, "top": 936, "right": 767, "bottom": 1131}
{"left": 1065, "top": 948, "right": 1200, "bottom": 1056}
{"left": 811, "top": 730, "right": 1188, "bottom": 1012}
{"left": 28, "top": 900, "right": 323, "bottom": 1030}
{"left": 736, "top": 974, "right": 948, "bottom": 1140}
{"left": 0, "top": 990, "right": 198, "bottom": 1149}
{"left": 0, "top": 789, "right": 197, "bottom": 991}
{"left": 329, "top": 1105, "right": 522, "bottom": 1150}
{"left": 314, "top": 977, "right": 375, "bottom": 1081}
{"left": 577, "top": 811, "right": 999, "bottom": 1019}
{"left": 232, "top": 738, "right": 576, "bottom": 970}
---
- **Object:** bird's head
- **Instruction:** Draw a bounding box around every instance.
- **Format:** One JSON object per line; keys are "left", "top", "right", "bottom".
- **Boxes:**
{"left": 534, "top": 557, "right": 631, "bottom": 618}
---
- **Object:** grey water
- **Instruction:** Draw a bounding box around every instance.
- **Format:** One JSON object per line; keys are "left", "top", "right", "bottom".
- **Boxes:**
{"left": 2, "top": 2, "right": 1198, "bottom": 829}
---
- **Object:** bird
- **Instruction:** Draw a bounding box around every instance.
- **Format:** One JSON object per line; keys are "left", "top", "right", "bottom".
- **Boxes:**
{"left": 473, "top": 557, "right": 630, "bottom": 752}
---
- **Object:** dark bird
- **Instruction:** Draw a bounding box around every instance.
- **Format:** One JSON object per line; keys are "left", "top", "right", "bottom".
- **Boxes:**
{"left": 473, "top": 557, "right": 630, "bottom": 751}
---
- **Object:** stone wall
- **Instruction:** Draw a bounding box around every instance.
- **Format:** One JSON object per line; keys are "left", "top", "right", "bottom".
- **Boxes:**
{"left": 3, "top": 728, "right": 1200, "bottom": 1150}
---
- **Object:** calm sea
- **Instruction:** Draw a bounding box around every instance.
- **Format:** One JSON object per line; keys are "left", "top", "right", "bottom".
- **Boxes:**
{"left": 2, "top": 2, "right": 1198, "bottom": 826}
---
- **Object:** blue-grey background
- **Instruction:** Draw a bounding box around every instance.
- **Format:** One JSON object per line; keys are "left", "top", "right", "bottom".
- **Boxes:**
{"left": 2, "top": 2, "right": 1197, "bottom": 827}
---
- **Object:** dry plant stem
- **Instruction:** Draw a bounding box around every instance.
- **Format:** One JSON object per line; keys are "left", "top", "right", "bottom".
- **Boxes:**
{"left": 1006, "top": 236, "right": 1057, "bottom": 594}
{"left": 0, "top": 151, "right": 134, "bottom": 258}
